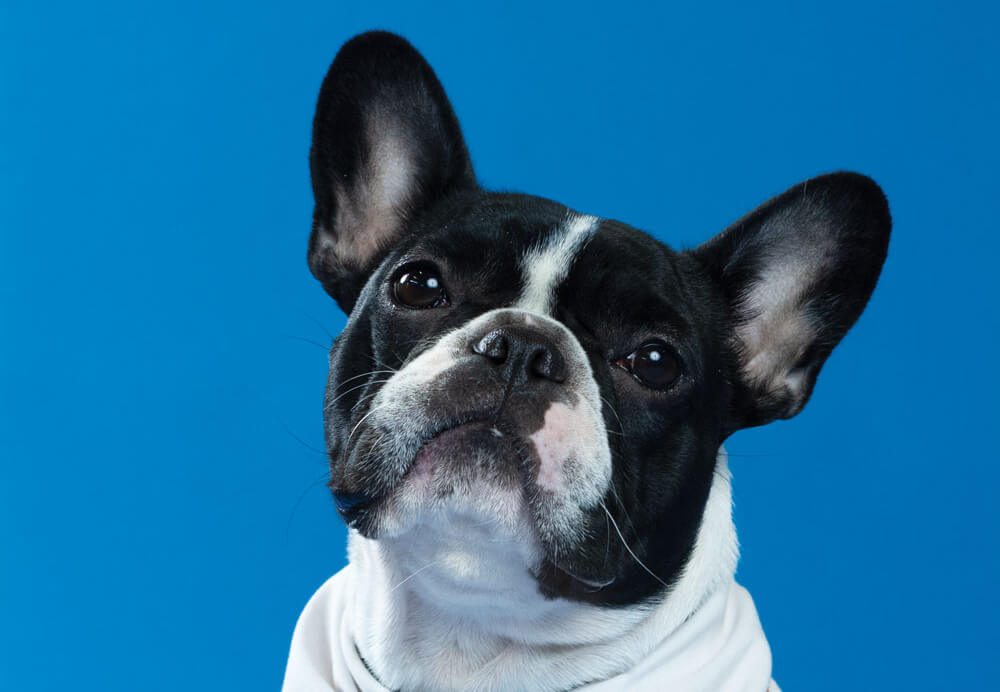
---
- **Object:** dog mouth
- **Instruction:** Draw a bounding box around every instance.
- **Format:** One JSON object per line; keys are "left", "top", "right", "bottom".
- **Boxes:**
{"left": 332, "top": 417, "right": 529, "bottom": 527}
{"left": 409, "top": 420, "right": 523, "bottom": 477}
{"left": 331, "top": 417, "right": 620, "bottom": 595}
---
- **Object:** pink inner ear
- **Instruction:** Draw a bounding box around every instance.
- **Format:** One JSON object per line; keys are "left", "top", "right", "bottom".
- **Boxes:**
{"left": 735, "top": 255, "right": 827, "bottom": 400}
{"left": 326, "top": 119, "right": 416, "bottom": 270}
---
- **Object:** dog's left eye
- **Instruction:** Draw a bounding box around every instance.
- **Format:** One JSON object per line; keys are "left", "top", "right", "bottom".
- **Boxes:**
{"left": 392, "top": 263, "right": 450, "bottom": 309}
{"left": 615, "top": 341, "right": 681, "bottom": 390}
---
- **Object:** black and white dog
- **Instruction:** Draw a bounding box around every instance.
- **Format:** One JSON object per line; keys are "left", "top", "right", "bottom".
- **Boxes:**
{"left": 282, "top": 31, "right": 890, "bottom": 692}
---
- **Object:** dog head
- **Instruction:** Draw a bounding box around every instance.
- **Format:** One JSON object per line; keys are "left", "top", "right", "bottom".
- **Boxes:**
{"left": 307, "top": 31, "right": 890, "bottom": 608}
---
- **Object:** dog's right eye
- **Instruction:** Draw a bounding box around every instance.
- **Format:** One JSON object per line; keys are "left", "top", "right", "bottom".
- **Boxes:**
{"left": 392, "top": 263, "right": 450, "bottom": 309}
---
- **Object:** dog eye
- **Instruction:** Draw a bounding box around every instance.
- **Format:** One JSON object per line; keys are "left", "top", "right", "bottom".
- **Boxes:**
{"left": 615, "top": 341, "right": 680, "bottom": 390}
{"left": 392, "top": 263, "right": 449, "bottom": 309}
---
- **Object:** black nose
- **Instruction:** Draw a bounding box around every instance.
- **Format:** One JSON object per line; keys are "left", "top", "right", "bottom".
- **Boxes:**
{"left": 472, "top": 325, "right": 567, "bottom": 384}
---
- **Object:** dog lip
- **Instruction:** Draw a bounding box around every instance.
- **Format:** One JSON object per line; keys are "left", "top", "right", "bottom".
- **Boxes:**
{"left": 332, "top": 490, "right": 376, "bottom": 525}
{"left": 413, "top": 416, "right": 500, "bottom": 453}
{"left": 406, "top": 417, "right": 524, "bottom": 477}
{"left": 334, "top": 416, "right": 515, "bottom": 528}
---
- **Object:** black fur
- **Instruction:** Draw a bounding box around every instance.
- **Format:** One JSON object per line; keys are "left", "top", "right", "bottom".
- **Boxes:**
{"left": 307, "top": 31, "right": 891, "bottom": 607}
{"left": 308, "top": 31, "right": 476, "bottom": 312}
{"left": 693, "top": 172, "right": 892, "bottom": 429}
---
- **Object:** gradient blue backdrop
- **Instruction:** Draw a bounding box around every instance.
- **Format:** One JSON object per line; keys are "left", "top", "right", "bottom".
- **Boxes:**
{"left": 2, "top": 2, "right": 997, "bottom": 690}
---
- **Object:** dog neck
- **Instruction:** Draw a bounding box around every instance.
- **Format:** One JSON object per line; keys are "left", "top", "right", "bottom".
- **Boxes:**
{"left": 320, "top": 450, "right": 769, "bottom": 691}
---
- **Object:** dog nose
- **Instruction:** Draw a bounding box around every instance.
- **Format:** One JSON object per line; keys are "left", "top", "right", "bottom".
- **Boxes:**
{"left": 472, "top": 325, "right": 567, "bottom": 384}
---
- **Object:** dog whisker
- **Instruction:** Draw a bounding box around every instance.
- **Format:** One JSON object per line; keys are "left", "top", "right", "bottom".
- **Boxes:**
{"left": 331, "top": 369, "right": 398, "bottom": 393}
{"left": 326, "top": 379, "right": 393, "bottom": 409}
{"left": 603, "top": 505, "right": 611, "bottom": 569}
{"left": 546, "top": 552, "right": 616, "bottom": 590}
{"left": 599, "top": 395, "right": 626, "bottom": 438}
{"left": 277, "top": 419, "right": 327, "bottom": 458}
{"left": 607, "top": 474, "right": 640, "bottom": 538}
{"left": 302, "top": 311, "right": 336, "bottom": 342}
{"left": 282, "top": 334, "right": 331, "bottom": 352}
{"left": 599, "top": 500, "right": 670, "bottom": 589}
{"left": 346, "top": 404, "right": 387, "bottom": 446}
{"left": 348, "top": 389, "right": 385, "bottom": 415}
{"left": 371, "top": 354, "right": 403, "bottom": 373}
{"left": 360, "top": 432, "right": 391, "bottom": 470}
{"left": 389, "top": 559, "right": 443, "bottom": 593}
{"left": 285, "top": 469, "right": 332, "bottom": 543}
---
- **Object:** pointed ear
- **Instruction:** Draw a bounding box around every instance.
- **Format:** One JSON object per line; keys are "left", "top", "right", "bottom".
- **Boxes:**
{"left": 308, "top": 31, "right": 477, "bottom": 312}
{"left": 693, "top": 172, "right": 891, "bottom": 430}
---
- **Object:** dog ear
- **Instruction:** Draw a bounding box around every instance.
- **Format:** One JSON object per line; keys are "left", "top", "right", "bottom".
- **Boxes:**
{"left": 693, "top": 172, "right": 891, "bottom": 430}
{"left": 308, "top": 31, "right": 477, "bottom": 312}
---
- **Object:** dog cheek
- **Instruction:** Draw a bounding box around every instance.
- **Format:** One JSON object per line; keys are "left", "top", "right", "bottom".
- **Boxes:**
{"left": 530, "top": 401, "right": 589, "bottom": 494}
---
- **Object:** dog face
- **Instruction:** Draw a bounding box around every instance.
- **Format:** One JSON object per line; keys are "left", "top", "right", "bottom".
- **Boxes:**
{"left": 307, "top": 32, "right": 890, "bottom": 607}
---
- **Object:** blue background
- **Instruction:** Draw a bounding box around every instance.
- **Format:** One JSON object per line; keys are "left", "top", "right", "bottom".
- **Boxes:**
{"left": 2, "top": 1, "right": 997, "bottom": 689}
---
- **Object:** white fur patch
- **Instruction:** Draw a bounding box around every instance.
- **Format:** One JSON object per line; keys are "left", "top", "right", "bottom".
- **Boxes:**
{"left": 531, "top": 402, "right": 574, "bottom": 492}
{"left": 530, "top": 399, "right": 609, "bottom": 503}
{"left": 333, "top": 448, "right": 742, "bottom": 691}
{"left": 518, "top": 213, "right": 600, "bottom": 314}
{"left": 394, "top": 341, "right": 457, "bottom": 386}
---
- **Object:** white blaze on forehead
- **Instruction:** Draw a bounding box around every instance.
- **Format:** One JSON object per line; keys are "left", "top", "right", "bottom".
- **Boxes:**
{"left": 518, "top": 213, "right": 600, "bottom": 314}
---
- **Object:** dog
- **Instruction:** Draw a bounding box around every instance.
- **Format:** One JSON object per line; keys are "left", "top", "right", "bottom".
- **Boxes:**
{"left": 281, "top": 31, "right": 890, "bottom": 692}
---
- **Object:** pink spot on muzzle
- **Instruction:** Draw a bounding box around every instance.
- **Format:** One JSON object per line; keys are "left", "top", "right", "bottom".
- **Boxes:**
{"left": 530, "top": 402, "right": 581, "bottom": 493}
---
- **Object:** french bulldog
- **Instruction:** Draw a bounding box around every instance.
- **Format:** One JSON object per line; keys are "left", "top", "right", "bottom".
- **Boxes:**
{"left": 282, "top": 30, "right": 890, "bottom": 692}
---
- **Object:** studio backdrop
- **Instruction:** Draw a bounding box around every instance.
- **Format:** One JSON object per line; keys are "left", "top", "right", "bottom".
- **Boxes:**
{"left": 2, "top": 2, "right": 997, "bottom": 691}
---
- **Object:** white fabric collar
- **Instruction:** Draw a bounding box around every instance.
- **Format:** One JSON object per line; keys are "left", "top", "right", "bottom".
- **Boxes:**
{"left": 281, "top": 566, "right": 776, "bottom": 692}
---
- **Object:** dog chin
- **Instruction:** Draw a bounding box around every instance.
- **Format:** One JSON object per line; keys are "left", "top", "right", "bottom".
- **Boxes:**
{"left": 362, "top": 421, "right": 539, "bottom": 542}
{"left": 353, "top": 424, "right": 624, "bottom": 600}
{"left": 367, "top": 434, "right": 547, "bottom": 611}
